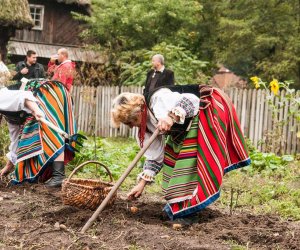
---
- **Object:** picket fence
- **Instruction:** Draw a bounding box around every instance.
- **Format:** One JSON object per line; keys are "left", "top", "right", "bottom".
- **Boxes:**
{"left": 72, "top": 86, "right": 300, "bottom": 155}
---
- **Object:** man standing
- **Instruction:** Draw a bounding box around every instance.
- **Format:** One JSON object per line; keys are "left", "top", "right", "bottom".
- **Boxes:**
{"left": 48, "top": 48, "right": 75, "bottom": 93}
{"left": 143, "top": 54, "right": 175, "bottom": 97}
{"left": 12, "top": 50, "right": 45, "bottom": 81}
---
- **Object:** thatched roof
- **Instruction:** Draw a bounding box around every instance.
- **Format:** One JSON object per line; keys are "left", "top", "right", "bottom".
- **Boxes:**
{"left": 0, "top": 0, "right": 33, "bottom": 29}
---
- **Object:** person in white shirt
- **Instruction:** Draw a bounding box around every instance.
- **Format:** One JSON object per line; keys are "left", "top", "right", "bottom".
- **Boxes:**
{"left": 111, "top": 84, "right": 251, "bottom": 224}
{"left": 0, "top": 87, "right": 44, "bottom": 177}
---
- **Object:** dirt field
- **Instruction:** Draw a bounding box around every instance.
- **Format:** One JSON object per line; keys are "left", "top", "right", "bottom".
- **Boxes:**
{"left": 0, "top": 182, "right": 299, "bottom": 250}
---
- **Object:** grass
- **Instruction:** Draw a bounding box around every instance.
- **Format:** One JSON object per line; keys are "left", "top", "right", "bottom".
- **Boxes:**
{"left": 219, "top": 160, "right": 300, "bottom": 220}
{"left": 0, "top": 123, "right": 10, "bottom": 166}
{"left": 218, "top": 143, "right": 300, "bottom": 220}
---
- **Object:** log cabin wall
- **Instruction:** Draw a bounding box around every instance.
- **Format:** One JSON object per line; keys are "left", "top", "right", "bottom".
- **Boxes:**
{"left": 13, "top": 0, "right": 83, "bottom": 46}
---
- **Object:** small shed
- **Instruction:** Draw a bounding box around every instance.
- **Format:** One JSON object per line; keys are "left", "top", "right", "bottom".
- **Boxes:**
{"left": 212, "top": 66, "right": 247, "bottom": 89}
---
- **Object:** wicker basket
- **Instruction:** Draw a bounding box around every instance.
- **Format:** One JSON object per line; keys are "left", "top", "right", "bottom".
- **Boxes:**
{"left": 61, "top": 161, "right": 116, "bottom": 210}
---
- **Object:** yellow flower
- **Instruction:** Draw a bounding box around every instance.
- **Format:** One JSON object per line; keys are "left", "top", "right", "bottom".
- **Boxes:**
{"left": 250, "top": 76, "right": 260, "bottom": 89}
{"left": 250, "top": 76, "right": 259, "bottom": 82}
{"left": 269, "top": 79, "right": 279, "bottom": 95}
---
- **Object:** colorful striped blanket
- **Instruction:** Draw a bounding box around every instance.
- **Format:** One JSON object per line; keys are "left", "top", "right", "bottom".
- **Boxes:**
{"left": 11, "top": 80, "right": 77, "bottom": 184}
{"left": 162, "top": 86, "right": 251, "bottom": 220}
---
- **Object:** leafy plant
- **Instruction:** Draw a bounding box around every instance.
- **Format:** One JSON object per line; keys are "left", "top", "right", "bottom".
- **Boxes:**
{"left": 75, "top": 0, "right": 202, "bottom": 52}
{"left": 0, "top": 122, "right": 9, "bottom": 165}
{"left": 221, "top": 155, "right": 300, "bottom": 220}
{"left": 67, "top": 136, "right": 142, "bottom": 183}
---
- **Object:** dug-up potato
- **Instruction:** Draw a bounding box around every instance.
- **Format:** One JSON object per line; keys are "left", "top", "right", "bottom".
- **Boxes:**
{"left": 130, "top": 206, "right": 139, "bottom": 214}
{"left": 172, "top": 223, "right": 182, "bottom": 230}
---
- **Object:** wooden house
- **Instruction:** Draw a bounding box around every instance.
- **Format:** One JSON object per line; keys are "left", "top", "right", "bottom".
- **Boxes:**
{"left": 8, "top": 0, "right": 103, "bottom": 65}
{"left": 0, "top": 0, "right": 33, "bottom": 61}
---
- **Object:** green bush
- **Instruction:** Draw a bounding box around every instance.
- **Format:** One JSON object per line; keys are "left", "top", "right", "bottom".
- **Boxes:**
{"left": 0, "top": 122, "right": 9, "bottom": 165}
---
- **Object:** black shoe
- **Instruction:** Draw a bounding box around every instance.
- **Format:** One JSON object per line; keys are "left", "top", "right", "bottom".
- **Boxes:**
{"left": 45, "top": 161, "right": 65, "bottom": 188}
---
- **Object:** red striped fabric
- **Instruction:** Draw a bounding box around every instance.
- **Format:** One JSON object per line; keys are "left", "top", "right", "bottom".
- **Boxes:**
{"left": 162, "top": 87, "right": 251, "bottom": 220}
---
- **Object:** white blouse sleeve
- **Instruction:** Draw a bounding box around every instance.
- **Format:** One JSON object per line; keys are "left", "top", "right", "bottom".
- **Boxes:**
{"left": 150, "top": 88, "right": 199, "bottom": 124}
{"left": 0, "top": 88, "right": 38, "bottom": 113}
{"left": 136, "top": 110, "right": 165, "bottom": 182}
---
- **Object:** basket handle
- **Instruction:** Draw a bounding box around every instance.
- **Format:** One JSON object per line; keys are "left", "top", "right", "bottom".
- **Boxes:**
{"left": 67, "top": 161, "right": 114, "bottom": 183}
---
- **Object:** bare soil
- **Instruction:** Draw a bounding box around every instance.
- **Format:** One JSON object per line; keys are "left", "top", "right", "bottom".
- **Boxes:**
{"left": 0, "top": 182, "right": 299, "bottom": 250}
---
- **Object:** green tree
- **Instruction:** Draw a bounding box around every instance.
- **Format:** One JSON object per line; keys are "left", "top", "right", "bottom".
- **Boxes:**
{"left": 78, "top": 0, "right": 202, "bottom": 51}
{"left": 74, "top": 0, "right": 209, "bottom": 86}
{"left": 76, "top": 0, "right": 300, "bottom": 88}
{"left": 213, "top": 0, "right": 300, "bottom": 87}
{"left": 188, "top": 0, "right": 222, "bottom": 62}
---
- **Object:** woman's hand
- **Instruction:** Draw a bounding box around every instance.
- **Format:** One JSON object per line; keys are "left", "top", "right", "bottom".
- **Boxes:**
{"left": 157, "top": 116, "right": 174, "bottom": 133}
{"left": 127, "top": 179, "right": 147, "bottom": 200}
{"left": 32, "top": 108, "right": 45, "bottom": 121}
{"left": 25, "top": 100, "right": 45, "bottom": 121}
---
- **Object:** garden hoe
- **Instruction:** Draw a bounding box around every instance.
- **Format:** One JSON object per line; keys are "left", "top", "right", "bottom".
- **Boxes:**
{"left": 39, "top": 117, "right": 86, "bottom": 151}
{"left": 80, "top": 128, "right": 160, "bottom": 233}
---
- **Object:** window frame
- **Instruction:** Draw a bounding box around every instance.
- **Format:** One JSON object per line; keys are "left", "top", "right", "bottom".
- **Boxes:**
{"left": 29, "top": 4, "right": 45, "bottom": 31}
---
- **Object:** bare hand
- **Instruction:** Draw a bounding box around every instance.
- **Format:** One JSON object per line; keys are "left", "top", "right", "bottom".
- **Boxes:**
{"left": 127, "top": 180, "right": 147, "bottom": 200}
{"left": 157, "top": 117, "right": 174, "bottom": 133}
{"left": 25, "top": 100, "right": 45, "bottom": 121}
{"left": 20, "top": 67, "right": 29, "bottom": 75}
{"left": 32, "top": 108, "right": 45, "bottom": 121}
{"left": 0, "top": 160, "right": 14, "bottom": 178}
{"left": 50, "top": 55, "right": 58, "bottom": 63}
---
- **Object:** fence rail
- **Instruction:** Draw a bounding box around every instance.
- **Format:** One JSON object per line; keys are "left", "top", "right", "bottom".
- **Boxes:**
{"left": 72, "top": 86, "right": 300, "bottom": 155}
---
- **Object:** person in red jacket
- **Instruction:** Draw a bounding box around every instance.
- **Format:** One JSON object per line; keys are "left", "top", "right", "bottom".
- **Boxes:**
{"left": 48, "top": 48, "right": 75, "bottom": 92}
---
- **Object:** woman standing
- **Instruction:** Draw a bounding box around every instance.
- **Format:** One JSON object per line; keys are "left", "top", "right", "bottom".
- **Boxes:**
{"left": 111, "top": 85, "right": 251, "bottom": 222}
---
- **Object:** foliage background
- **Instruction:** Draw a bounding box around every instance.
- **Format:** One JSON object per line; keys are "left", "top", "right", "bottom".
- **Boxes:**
{"left": 74, "top": 0, "right": 300, "bottom": 88}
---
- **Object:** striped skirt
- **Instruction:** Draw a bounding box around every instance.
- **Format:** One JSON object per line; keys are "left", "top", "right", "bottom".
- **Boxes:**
{"left": 162, "top": 86, "right": 251, "bottom": 220}
{"left": 11, "top": 80, "right": 76, "bottom": 184}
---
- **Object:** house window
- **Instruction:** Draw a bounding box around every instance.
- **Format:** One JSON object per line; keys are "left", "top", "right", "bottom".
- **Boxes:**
{"left": 29, "top": 4, "right": 44, "bottom": 30}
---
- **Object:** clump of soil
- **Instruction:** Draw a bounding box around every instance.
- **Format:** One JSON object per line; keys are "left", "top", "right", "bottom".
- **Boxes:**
{"left": 0, "top": 182, "right": 299, "bottom": 249}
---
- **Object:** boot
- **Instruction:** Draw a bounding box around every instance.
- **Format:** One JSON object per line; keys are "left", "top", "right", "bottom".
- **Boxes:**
{"left": 45, "top": 161, "right": 65, "bottom": 188}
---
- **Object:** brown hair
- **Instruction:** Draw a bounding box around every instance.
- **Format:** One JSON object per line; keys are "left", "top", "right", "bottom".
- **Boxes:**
{"left": 111, "top": 93, "right": 144, "bottom": 128}
{"left": 26, "top": 50, "right": 36, "bottom": 57}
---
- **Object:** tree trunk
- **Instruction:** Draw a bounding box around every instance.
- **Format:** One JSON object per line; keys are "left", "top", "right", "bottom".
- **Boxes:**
{"left": 0, "top": 27, "right": 15, "bottom": 62}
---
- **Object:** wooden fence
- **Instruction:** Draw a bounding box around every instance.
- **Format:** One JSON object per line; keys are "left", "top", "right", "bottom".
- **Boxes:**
{"left": 72, "top": 86, "right": 300, "bottom": 155}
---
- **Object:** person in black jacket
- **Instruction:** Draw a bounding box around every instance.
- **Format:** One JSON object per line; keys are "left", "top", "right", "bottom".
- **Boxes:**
{"left": 143, "top": 54, "right": 175, "bottom": 97}
{"left": 12, "top": 50, "right": 45, "bottom": 81}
